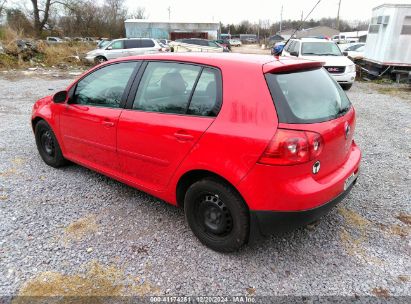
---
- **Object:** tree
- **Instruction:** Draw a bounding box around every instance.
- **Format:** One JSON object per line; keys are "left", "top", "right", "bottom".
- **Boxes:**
{"left": 6, "top": 8, "right": 34, "bottom": 34}
{"left": 0, "top": 0, "right": 7, "bottom": 17}
{"left": 30, "top": 0, "right": 52, "bottom": 36}
{"left": 128, "top": 7, "right": 147, "bottom": 19}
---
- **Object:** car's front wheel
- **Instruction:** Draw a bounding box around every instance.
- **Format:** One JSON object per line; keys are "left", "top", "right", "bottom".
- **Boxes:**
{"left": 35, "top": 120, "right": 68, "bottom": 168}
{"left": 94, "top": 56, "right": 107, "bottom": 64}
{"left": 184, "top": 178, "right": 249, "bottom": 252}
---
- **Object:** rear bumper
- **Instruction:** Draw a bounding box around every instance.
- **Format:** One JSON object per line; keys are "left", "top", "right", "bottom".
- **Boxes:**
{"left": 237, "top": 143, "right": 361, "bottom": 211}
{"left": 250, "top": 177, "right": 357, "bottom": 236}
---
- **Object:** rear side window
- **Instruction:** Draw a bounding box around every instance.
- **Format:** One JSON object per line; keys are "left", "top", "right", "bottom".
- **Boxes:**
{"left": 133, "top": 62, "right": 201, "bottom": 114}
{"left": 141, "top": 39, "right": 155, "bottom": 47}
{"left": 188, "top": 68, "right": 222, "bottom": 116}
{"left": 265, "top": 68, "right": 351, "bottom": 124}
{"left": 125, "top": 39, "right": 140, "bottom": 49}
{"left": 132, "top": 62, "right": 222, "bottom": 116}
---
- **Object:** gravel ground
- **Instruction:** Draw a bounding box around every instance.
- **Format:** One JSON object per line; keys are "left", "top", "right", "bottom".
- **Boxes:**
{"left": 0, "top": 73, "right": 410, "bottom": 299}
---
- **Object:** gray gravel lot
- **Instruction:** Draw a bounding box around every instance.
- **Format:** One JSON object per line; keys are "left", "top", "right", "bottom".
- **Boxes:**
{"left": 0, "top": 73, "right": 410, "bottom": 299}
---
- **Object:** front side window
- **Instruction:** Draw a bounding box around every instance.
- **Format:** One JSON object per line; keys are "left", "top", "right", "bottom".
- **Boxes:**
{"left": 265, "top": 68, "right": 351, "bottom": 123}
{"left": 345, "top": 44, "right": 363, "bottom": 51}
{"left": 71, "top": 62, "right": 138, "bottom": 108}
{"left": 109, "top": 40, "right": 124, "bottom": 49}
{"left": 301, "top": 42, "right": 342, "bottom": 56}
{"left": 133, "top": 62, "right": 201, "bottom": 114}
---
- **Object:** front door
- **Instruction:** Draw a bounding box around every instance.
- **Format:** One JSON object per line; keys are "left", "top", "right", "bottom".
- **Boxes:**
{"left": 105, "top": 40, "right": 127, "bottom": 60}
{"left": 117, "top": 62, "right": 222, "bottom": 191}
{"left": 60, "top": 61, "right": 140, "bottom": 172}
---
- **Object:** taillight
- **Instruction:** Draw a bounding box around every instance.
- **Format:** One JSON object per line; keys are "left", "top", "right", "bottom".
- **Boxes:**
{"left": 258, "top": 129, "right": 324, "bottom": 166}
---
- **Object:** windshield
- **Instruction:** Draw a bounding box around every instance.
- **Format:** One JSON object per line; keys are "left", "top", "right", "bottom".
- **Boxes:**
{"left": 301, "top": 42, "right": 342, "bottom": 56}
{"left": 98, "top": 40, "right": 111, "bottom": 49}
{"left": 265, "top": 67, "right": 351, "bottom": 124}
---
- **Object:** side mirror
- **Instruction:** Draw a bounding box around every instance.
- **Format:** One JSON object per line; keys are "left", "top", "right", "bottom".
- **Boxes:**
{"left": 290, "top": 51, "right": 299, "bottom": 57}
{"left": 106, "top": 46, "right": 112, "bottom": 50}
{"left": 53, "top": 90, "right": 67, "bottom": 103}
{"left": 343, "top": 51, "right": 348, "bottom": 56}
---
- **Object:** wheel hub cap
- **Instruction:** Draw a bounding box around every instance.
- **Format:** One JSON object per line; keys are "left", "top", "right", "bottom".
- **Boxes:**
{"left": 41, "top": 131, "right": 55, "bottom": 156}
{"left": 199, "top": 195, "right": 233, "bottom": 235}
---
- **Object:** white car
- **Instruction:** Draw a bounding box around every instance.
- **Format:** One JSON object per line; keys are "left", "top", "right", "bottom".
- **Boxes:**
{"left": 282, "top": 38, "right": 356, "bottom": 90}
{"left": 85, "top": 38, "right": 162, "bottom": 64}
{"left": 46, "top": 37, "right": 64, "bottom": 44}
{"left": 343, "top": 43, "right": 365, "bottom": 60}
{"left": 229, "top": 39, "right": 242, "bottom": 47}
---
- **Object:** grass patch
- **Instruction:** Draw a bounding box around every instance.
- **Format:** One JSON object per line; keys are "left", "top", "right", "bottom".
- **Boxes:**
{"left": 0, "top": 53, "right": 19, "bottom": 69}
{"left": 0, "top": 27, "right": 95, "bottom": 69}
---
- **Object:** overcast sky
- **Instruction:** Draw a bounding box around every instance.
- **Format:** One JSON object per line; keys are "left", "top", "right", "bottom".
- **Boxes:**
{"left": 126, "top": 0, "right": 411, "bottom": 24}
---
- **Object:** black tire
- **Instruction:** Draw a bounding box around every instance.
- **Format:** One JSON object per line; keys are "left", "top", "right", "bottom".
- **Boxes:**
{"left": 184, "top": 178, "right": 249, "bottom": 252}
{"left": 94, "top": 56, "right": 107, "bottom": 64}
{"left": 34, "top": 120, "right": 68, "bottom": 168}
{"left": 341, "top": 83, "right": 353, "bottom": 91}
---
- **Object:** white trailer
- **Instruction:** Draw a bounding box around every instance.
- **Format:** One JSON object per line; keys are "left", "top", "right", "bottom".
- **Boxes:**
{"left": 363, "top": 4, "right": 411, "bottom": 82}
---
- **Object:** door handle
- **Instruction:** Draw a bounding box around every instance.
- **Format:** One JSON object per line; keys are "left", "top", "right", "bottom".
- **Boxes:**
{"left": 174, "top": 131, "right": 194, "bottom": 141}
{"left": 67, "top": 104, "right": 89, "bottom": 111}
{"left": 102, "top": 120, "right": 115, "bottom": 127}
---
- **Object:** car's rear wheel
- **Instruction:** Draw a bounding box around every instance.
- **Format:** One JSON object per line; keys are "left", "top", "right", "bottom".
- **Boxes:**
{"left": 184, "top": 178, "right": 249, "bottom": 252}
{"left": 94, "top": 56, "right": 107, "bottom": 64}
{"left": 35, "top": 120, "right": 68, "bottom": 168}
{"left": 341, "top": 83, "right": 353, "bottom": 91}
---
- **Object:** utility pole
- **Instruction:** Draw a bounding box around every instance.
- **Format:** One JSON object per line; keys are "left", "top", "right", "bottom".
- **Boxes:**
{"left": 167, "top": 6, "right": 171, "bottom": 21}
{"left": 336, "top": 0, "right": 341, "bottom": 31}
{"left": 279, "top": 5, "right": 283, "bottom": 34}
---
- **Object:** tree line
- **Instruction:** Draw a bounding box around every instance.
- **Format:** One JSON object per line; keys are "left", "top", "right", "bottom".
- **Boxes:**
{"left": 1, "top": 0, "right": 146, "bottom": 38}
{"left": 221, "top": 18, "right": 369, "bottom": 38}
{"left": 0, "top": 0, "right": 369, "bottom": 39}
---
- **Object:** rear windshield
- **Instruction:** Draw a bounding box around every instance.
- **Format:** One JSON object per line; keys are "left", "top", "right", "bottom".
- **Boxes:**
{"left": 265, "top": 68, "right": 351, "bottom": 124}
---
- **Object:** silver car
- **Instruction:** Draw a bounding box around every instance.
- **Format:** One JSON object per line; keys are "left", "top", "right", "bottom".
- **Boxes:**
{"left": 85, "top": 38, "right": 162, "bottom": 64}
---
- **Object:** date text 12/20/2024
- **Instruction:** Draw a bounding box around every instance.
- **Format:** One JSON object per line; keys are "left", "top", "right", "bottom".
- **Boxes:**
{"left": 150, "top": 296, "right": 256, "bottom": 303}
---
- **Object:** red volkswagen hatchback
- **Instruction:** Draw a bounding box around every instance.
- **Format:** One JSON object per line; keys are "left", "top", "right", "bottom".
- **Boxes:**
{"left": 32, "top": 53, "right": 361, "bottom": 252}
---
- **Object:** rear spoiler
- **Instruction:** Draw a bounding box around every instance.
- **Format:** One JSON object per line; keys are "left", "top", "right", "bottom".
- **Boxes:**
{"left": 263, "top": 60, "right": 325, "bottom": 74}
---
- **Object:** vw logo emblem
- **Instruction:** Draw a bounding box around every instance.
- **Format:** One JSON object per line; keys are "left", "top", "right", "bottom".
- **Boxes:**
{"left": 312, "top": 161, "right": 321, "bottom": 174}
{"left": 345, "top": 122, "right": 351, "bottom": 139}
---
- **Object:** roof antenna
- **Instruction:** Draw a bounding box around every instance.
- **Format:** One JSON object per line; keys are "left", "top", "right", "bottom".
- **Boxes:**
{"left": 278, "top": 0, "right": 323, "bottom": 57}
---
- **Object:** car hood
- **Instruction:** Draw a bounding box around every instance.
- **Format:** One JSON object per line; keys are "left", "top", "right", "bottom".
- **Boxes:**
{"left": 86, "top": 49, "right": 102, "bottom": 56}
{"left": 300, "top": 55, "right": 354, "bottom": 66}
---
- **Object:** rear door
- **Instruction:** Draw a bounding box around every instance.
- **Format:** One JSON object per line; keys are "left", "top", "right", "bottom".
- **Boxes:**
{"left": 124, "top": 39, "right": 142, "bottom": 56}
{"left": 117, "top": 61, "right": 222, "bottom": 191}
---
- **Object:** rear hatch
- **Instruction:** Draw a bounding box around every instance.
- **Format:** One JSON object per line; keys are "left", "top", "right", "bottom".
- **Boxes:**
{"left": 263, "top": 65, "right": 355, "bottom": 179}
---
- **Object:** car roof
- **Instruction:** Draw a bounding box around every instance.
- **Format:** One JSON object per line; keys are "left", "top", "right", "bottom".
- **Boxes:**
{"left": 113, "top": 38, "right": 153, "bottom": 41}
{"left": 106, "top": 53, "right": 324, "bottom": 73}
{"left": 297, "top": 38, "right": 335, "bottom": 43}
